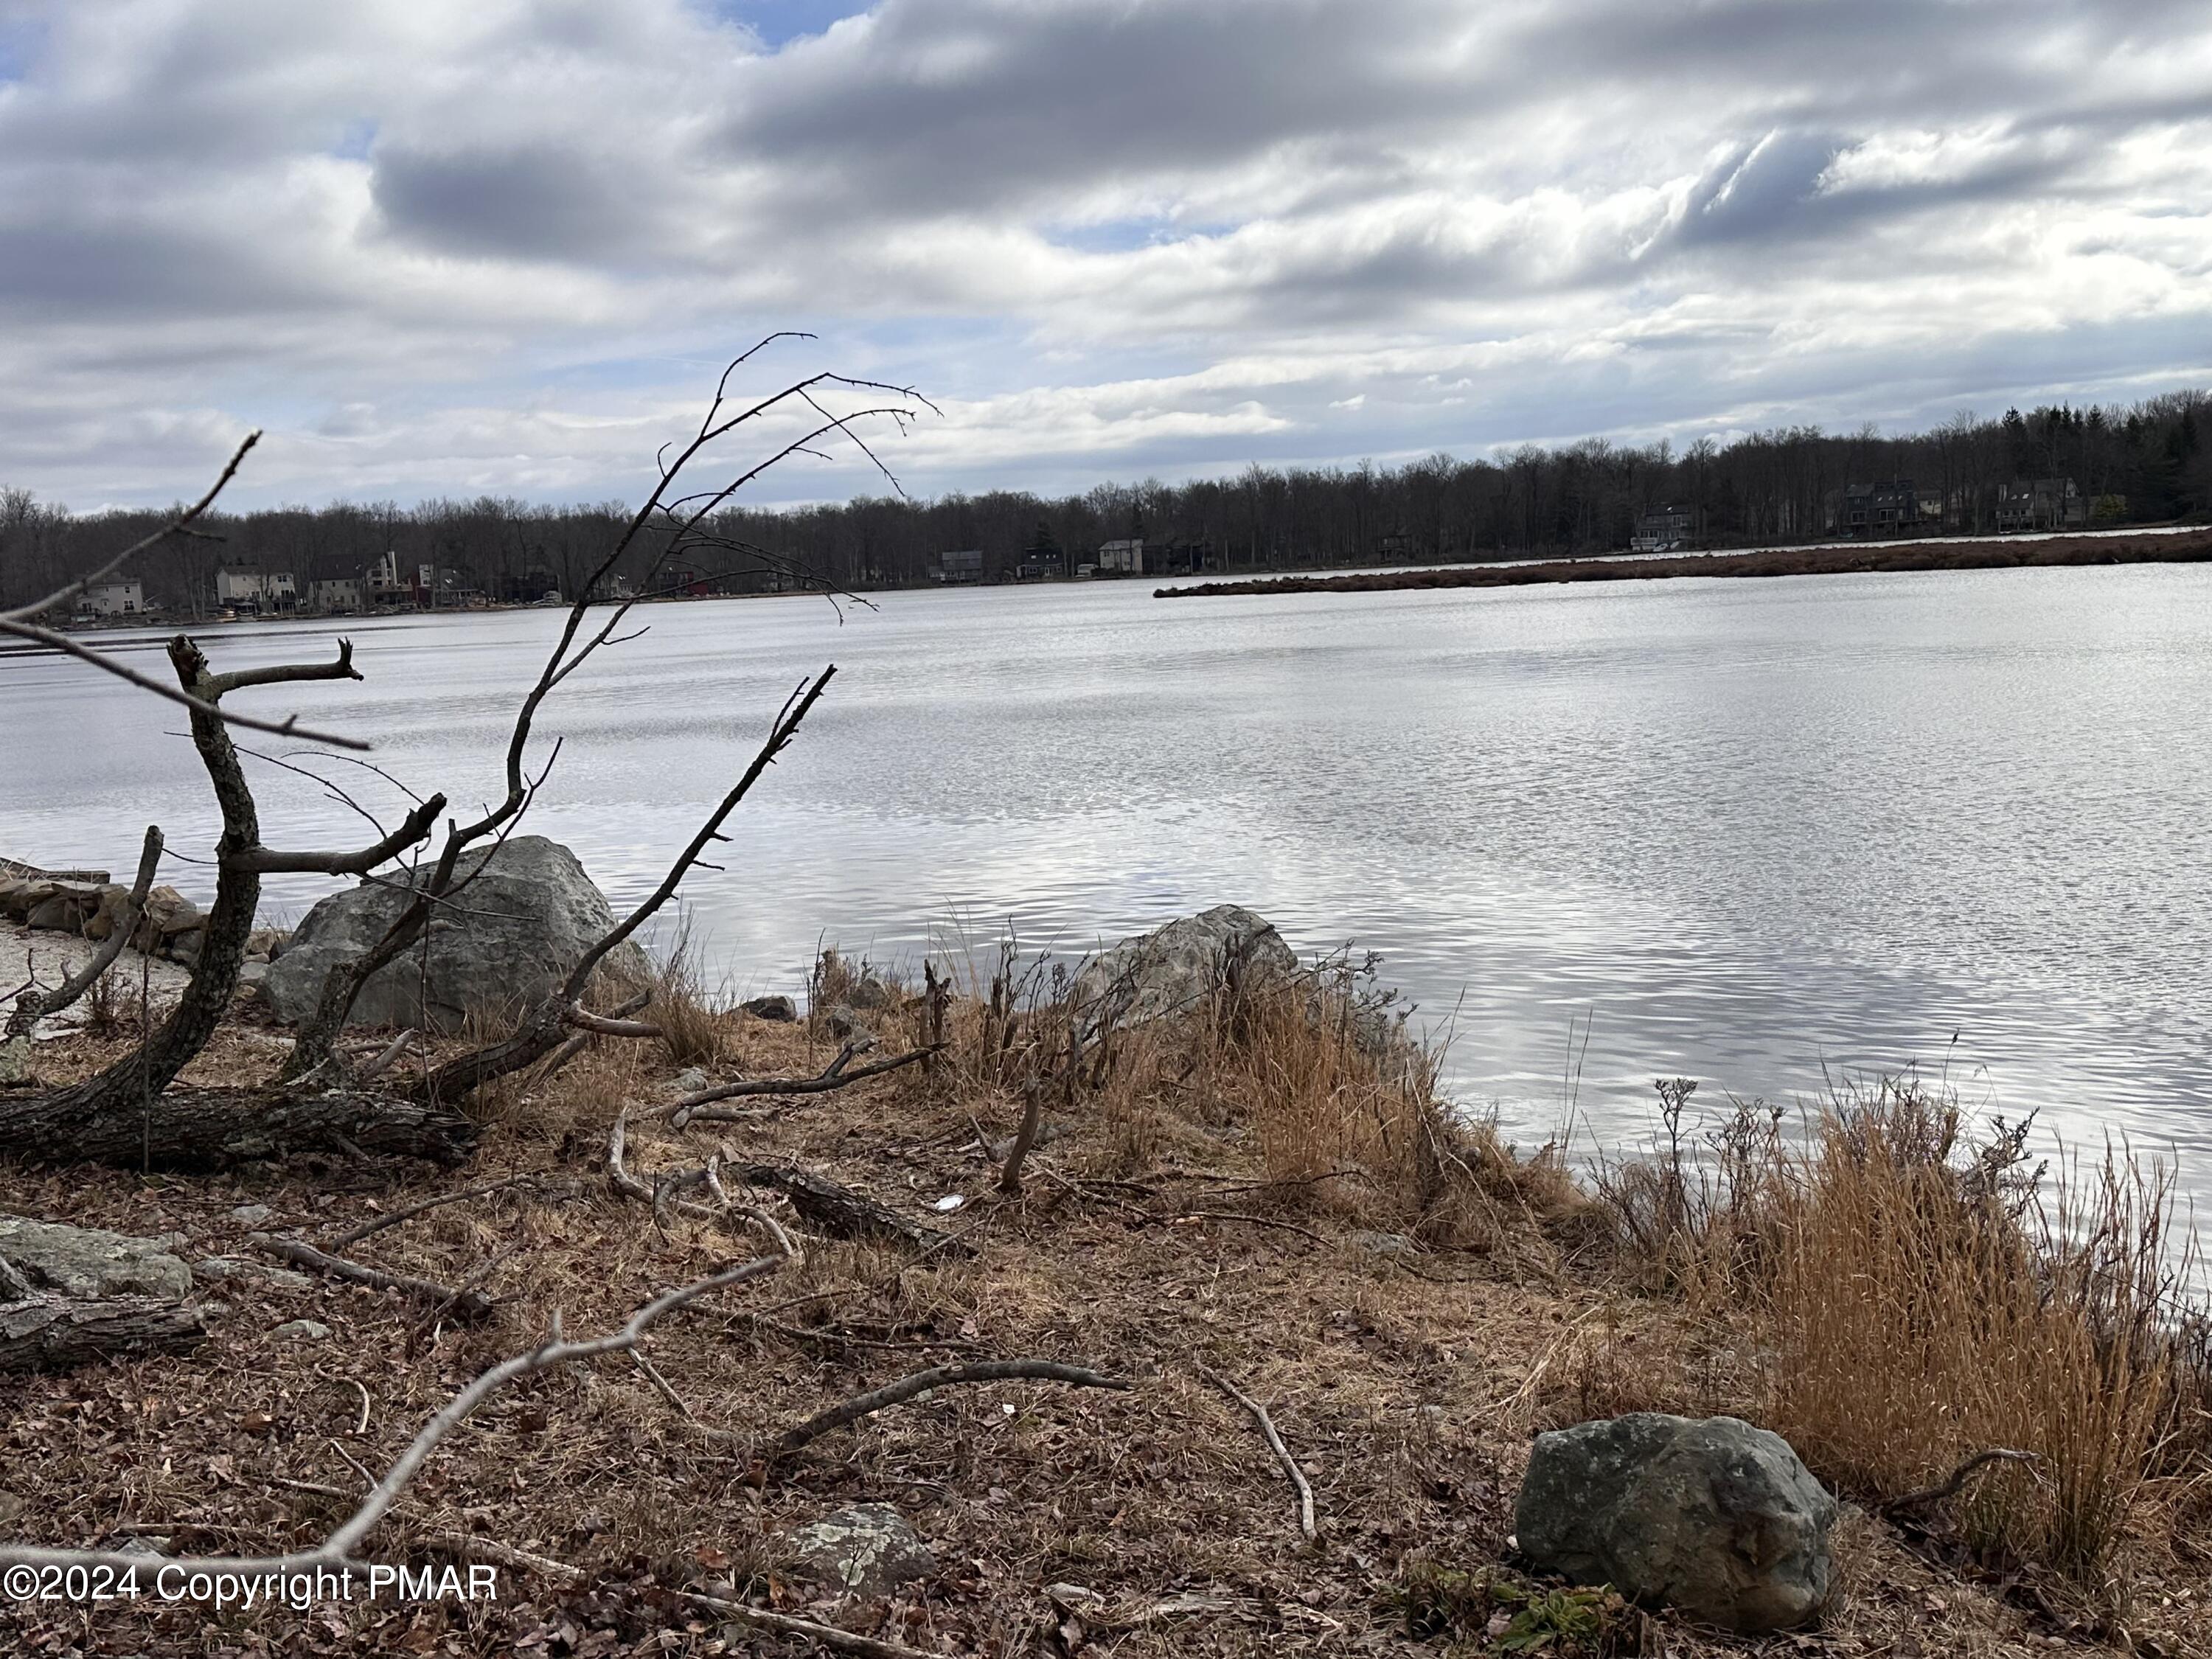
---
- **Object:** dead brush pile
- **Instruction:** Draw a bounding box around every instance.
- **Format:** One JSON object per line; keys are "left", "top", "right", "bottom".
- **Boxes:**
{"left": 1595, "top": 1074, "right": 2212, "bottom": 1615}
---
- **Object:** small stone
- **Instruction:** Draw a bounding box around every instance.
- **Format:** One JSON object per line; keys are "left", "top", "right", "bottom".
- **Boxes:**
{"left": 740, "top": 994, "right": 797, "bottom": 1023}
{"left": 228, "top": 1204, "right": 274, "bottom": 1227}
{"left": 672, "top": 1067, "right": 711, "bottom": 1093}
{"left": 1350, "top": 1229, "right": 1417, "bottom": 1256}
{"left": 271, "top": 1319, "right": 332, "bottom": 1342}
{"left": 822, "top": 1004, "right": 873, "bottom": 1043}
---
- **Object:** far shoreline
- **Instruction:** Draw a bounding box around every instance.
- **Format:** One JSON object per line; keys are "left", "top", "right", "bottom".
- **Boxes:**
{"left": 1152, "top": 526, "right": 2212, "bottom": 599}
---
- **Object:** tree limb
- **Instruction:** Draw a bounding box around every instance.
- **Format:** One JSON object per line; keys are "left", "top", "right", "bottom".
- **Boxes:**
{"left": 248, "top": 1234, "right": 497, "bottom": 1322}
{"left": 772, "top": 1359, "right": 1130, "bottom": 1458}
{"left": 3, "top": 825, "right": 162, "bottom": 1043}
{"left": 229, "top": 793, "right": 445, "bottom": 875}
{"left": 0, "top": 1252, "right": 790, "bottom": 1577}
{"left": 1197, "top": 1361, "right": 1317, "bottom": 1540}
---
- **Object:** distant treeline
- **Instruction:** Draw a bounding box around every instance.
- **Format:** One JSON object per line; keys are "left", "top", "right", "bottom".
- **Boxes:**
{"left": 3, "top": 392, "right": 2206, "bottom": 613}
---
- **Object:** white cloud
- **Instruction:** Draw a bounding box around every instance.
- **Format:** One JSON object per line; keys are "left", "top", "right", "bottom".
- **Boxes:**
{"left": 0, "top": 0, "right": 2208, "bottom": 509}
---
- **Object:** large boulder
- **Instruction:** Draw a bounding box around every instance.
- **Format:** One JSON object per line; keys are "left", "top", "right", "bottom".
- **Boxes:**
{"left": 0, "top": 1214, "right": 192, "bottom": 1301}
{"left": 1514, "top": 1413, "right": 1837, "bottom": 1633}
{"left": 259, "top": 836, "right": 650, "bottom": 1032}
{"left": 1071, "top": 905, "right": 1298, "bottom": 1025}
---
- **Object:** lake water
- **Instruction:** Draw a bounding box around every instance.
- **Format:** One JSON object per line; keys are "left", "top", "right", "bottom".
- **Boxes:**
{"left": 5, "top": 564, "right": 2209, "bottom": 1201}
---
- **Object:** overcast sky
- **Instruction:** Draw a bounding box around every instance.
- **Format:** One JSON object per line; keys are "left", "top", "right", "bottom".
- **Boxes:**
{"left": 3, "top": 0, "right": 2210, "bottom": 512}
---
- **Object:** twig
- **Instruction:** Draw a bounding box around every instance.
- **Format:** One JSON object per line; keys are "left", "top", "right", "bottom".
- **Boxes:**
{"left": 0, "top": 1253, "right": 790, "bottom": 1578}
{"left": 1173, "top": 1211, "right": 1331, "bottom": 1246}
{"left": 773, "top": 1359, "right": 1130, "bottom": 1458}
{"left": 631, "top": 1349, "right": 700, "bottom": 1421}
{"left": 249, "top": 1234, "right": 496, "bottom": 1322}
{"left": 265, "top": 1478, "right": 582, "bottom": 1582}
{"left": 1197, "top": 1361, "right": 1317, "bottom": 1540}
{"left": 1879, "top": 1448, "right": 2042, "bottom": 1517}
{"left": 326, "top": 1174, "right": 577, "bottom": 1251}
{"left": 998, "top": 1083, "right": 1046, "bottom": 1196}
{"left": 660, "top": 1043, "right": 937, "bottom": 1124}
{"left": 681, "top": 1590, "right": 933, "bottom": 1659}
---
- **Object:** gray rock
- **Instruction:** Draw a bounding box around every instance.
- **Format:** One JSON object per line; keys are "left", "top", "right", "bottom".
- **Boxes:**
{"left": 0, "top": 1214, "right": 194, "bottom": 1301}
{"left": 258, "top": 836, "right": 650, "bottom": 1032}
{"left": 193, "top": 1256, "right": 313, "bottom": 1293}
{"left": 1350, "top": 1229, "right": 1418, "bottom": 1256}
{"left": 270, "top": 1318, "right": 332, "bottom": 1342}
{"left": 822, "top": 1004, "right": 874, "bottom": 1044}
{"left": 781, "top": 1503, "right": 936, "bottom": 1602}
{"left": 1514, "top": 1413, "right": 1837, "bottom": 1633}
{"left": 1072, "top": 905, "right": 1298, "bottom": 1026}
{"left": 846, "top": 973, "right": 896, "bottom": 1011}
{"left": 229, "top": 1204, "right": 274, "bottom": 1227}
{"left": 741, "top": 994, "right": 797, "bottom": 1023}
{"left": 672, "top": 1067, "right": 711, "bottom": 1094}
{"left": 243, "top": 928, "right": 291, "bottom": 962}
{"left": 23, "top": 881, "right": 103, "bottom": 933}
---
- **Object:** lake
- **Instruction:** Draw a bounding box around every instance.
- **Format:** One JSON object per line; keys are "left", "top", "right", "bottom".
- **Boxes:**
{"left": 5, "top": 563, "right": 2209, "bottom": 1197}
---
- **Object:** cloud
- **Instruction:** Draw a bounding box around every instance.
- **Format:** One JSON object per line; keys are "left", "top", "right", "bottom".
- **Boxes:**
{"left": 0, "top": 0, "right": 2208, "bottom": 509}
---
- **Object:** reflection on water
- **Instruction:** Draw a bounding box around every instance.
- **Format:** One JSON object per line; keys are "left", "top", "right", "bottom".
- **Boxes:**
{"left": 4, "top": 564, "right": 2208, "bottom": 1201}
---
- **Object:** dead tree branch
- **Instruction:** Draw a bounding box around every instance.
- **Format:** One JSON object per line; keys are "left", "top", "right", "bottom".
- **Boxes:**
{"left": 0, "top": 1252, "right": 790, "bottom": 1577}
{"left": 249, "top": 1234, "right": 497, "bottom": 1322}
{"left": 1879, "top": 1448, "right": 2042, "bottom": 1517}
{"left": 229, "top": 792, "right": 445, "bottom": 875}
{"left": 772, "top": 1359, "right": 1131, "bottom": 1459}
{"left": 1197, "top": 1361, "right": 1317, "bottom": 1540}
{"left": 681, "top": 1590, "right": 936, "bottom": 1659}
{"left": 661, "top": 1042, "right": 937, "bottom": 1127}
{"left": 0, "top": 1286, "right": 207, "bottom": 1374}
{"left": 3, "top": 825, "right": 161, "bottom": 1043}
{"left": 326, "top": 1173, "right": 578, "bottom": 1251}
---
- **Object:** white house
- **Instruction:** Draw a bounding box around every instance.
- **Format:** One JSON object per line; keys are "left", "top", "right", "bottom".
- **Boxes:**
{"left": 214, "top": 565, "right": 297, "bottom": 611}
{"left": 85, "top": 576, "right": 145, "bottom": 617}
{"left": 1096, "top": 538, "right": 1145, "bottom": 574}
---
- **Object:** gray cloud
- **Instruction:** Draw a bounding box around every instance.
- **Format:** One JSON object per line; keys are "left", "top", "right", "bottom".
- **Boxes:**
{"left": 0, "top": 0, "right": 2205, "bottom": 509}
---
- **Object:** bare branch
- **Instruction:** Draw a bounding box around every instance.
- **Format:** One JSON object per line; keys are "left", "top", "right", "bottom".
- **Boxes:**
{"left": 0, "top": 1252, "right": 789, "bottom": 1577}
{"left": 0, "top": 616, "right": 370, "bottom": 749}
{"left": 661, "top": 1043, "right": 937, "bottom": 1127}
{"left": 229, "top": 792, "right": 445, "bottom": 876}
{"left": 3, "top": 826, "right": 162, "bottom": 1043}
{"left": 562, "top": 1004, "right": 664, "bottom": 1040}
{"left": 560, "top": 665, "right": 835, "bottom": 1002}
{"left": 248, "top": 1234, "right": 497, "bottom": 1322}
{"left": 1197, "top": 1361, "right": 1317, "bottom": 1540}
{"left": 0, "top": 431, "right": 260, "bottom": 624}
{"left": 772, "top": 1358, "right": 1132, "bottom": 1458}
{"left": 206, "top": 638, "right": 362, "bottom": 696}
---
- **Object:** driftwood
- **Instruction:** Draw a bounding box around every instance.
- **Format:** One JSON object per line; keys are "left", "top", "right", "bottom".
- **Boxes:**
{"left": 1197, "top": 1361, "right": 1317, "bottom": 1540}
{"left": 773, "top": 1358, "right": 1130, "bottom": 1458}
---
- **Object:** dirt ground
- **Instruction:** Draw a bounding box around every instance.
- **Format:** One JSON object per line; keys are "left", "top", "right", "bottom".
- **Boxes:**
{"left": 1, "top": 1000, "right": 2206, "bottom": 1659}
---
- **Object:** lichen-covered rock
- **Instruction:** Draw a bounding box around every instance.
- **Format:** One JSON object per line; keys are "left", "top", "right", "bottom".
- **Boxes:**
{"left": 741, "top": 994, "right": 797, "bottom": 1023}
{"left": 780, "top": 1503, "right": 936, "bottom": 1602}
{"left": 1071, "top": 904, "right": 1297, "bottom": 1026}
{"left": 1514, "top": 1413, "right": 1837, "bottom": 1632}
{"left": 0, "top": 1214, "right": 194, "bottom": 1301}
{"left": 258, "top": 835, "right": 649, "bottom": 1031}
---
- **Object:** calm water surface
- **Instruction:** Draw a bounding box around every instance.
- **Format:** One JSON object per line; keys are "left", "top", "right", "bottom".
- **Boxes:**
{"left": 4, "top": 566, "right": 2208, "bottom": 1197}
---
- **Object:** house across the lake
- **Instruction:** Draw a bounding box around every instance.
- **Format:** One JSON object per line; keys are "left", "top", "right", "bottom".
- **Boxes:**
{"left": 83, "top": 575, "right": 145, "bottom": 617}
{"left": 1630, "top": 505, "right": 1697, "bottom": 552}
{"left": 1096, "top": 538, "right": 1144, "bottom": 574}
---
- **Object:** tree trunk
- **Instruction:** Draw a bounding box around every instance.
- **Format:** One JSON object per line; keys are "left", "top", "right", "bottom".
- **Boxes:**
{"left": 0, "top": 1293, "right": 206, "bottom": 1373}
{"left": 18, "top": 639, "right": 260, "bottom": 1123}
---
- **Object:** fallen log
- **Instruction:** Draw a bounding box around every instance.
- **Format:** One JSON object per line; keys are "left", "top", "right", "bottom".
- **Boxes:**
{"left": 0, "top": 1084, "right": 479, "bottom": 1172}
{"left": 0, "top": 1293, "right": 206, "bottom": 1373}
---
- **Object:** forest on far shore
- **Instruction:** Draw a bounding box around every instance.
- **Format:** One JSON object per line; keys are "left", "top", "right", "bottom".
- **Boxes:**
{"left": 3, "top": 392, "right": 2207, "bottom": 613}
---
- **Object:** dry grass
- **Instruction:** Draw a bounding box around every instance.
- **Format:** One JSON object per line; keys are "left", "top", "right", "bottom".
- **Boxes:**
{"left": 1593, "top": 1074, "right": 2212, "bottom": 1623}
{"left": 3, "top": 947, "right": 2208, "bottom": 1657}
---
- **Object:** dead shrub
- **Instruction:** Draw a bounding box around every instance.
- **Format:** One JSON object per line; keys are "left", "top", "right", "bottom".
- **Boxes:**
{"left": 646, "top": 919, "right": 735, "bottom": 1068}
{"left": 1601, "top": 1073, "right": 2207, "bottom": 1590}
